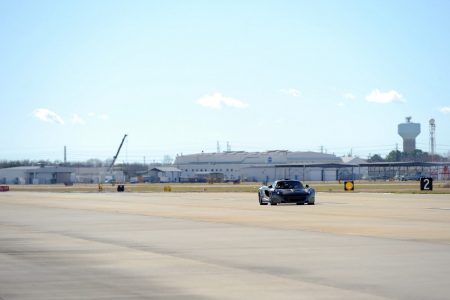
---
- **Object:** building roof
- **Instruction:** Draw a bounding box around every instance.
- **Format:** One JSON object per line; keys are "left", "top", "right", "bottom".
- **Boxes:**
{"left": 273, "top": 163, "right": 359, "bottom": 168}
{"left": 25, "top": 166, "right": 74, "bottom": 173}
{"left": 174, "top": 151, "right": 341, "bottom": 165}
{"left": 341, "top": 156, "right": 367, "bottom": 164}
{"left": 358, "top": 161, "right": 448, "bottom": 167}
{"left": 0, "top": 166, "right": 40, "bottom": 171}
{"left": 150, "top": 167, "right": 182, "bottom": 172}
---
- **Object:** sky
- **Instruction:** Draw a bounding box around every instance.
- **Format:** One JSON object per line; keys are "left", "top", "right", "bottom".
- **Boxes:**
{"left": 1, "top": 0, "right": 450, "bottom": 163}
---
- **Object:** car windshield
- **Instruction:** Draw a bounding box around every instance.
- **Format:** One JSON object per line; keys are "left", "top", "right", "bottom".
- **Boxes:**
{"left": 275, "top": 181, "right": 303, "bottom": 189}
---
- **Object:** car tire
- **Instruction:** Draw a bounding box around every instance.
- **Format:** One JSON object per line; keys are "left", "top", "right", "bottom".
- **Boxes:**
{"left": 307, "top": 202, "right": 315, "bottom": 205}
{"left": 259, "top": 194, "right": 267, "bottom": 205}
{"left": 270, "top": 202, "right": 277, "bottom": 206}
{"left": 296, "top": 202, "right": 304, "bottom": 205}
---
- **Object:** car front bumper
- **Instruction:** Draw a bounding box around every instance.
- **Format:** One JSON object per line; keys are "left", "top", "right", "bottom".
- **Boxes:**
{"left": 270, "top": 193, "right": 314, "bottom": 204}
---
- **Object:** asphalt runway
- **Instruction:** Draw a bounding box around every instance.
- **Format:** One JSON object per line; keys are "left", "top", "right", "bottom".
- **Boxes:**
{"left": 1, "top": 192, "right": 449, "bottom": 299}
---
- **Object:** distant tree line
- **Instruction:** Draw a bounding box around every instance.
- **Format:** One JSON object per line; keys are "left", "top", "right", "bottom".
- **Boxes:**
{"left": 0, "top": 160, "right": 37, "bottom": 168}
{"left": 0, "top": 159, "right": 109, "bottom": 169}
{"left": 368, "top": 150, "right": 448, "bottom": 163}
{"left": 0, "top": 159, "right": 162, "bottom": 170}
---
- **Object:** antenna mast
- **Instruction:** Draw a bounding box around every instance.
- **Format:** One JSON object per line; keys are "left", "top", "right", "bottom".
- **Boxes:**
{"left": 429, "top": 119, "right": 436, "bottom": 156}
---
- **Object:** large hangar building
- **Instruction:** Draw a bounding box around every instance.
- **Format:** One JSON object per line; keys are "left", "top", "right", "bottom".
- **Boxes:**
{"left": 174, "top": 150, "right": 360, "bottom": 182}
{"left": 0, "top": 166, "right": 74, "bottom": 184}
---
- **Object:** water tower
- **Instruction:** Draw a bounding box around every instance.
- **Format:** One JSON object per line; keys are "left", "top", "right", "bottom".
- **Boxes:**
{"left": 398, "top": 117, "right": 420, "bottom": 153}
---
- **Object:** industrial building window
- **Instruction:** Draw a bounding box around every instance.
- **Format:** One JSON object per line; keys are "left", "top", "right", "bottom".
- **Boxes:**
{"left": 226, "top": 169, "right": 229, "bottom": 172}
{"left": 211, "top": 169, "right": 214, "bottom": 172}
{"left": 192, "top": 169, "right": 194, "bottom": 172}
{"left": 231, "top": 169, "right": 233, "bottom": 172}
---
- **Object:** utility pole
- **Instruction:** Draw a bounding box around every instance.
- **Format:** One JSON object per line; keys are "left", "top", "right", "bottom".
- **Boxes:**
{"left": 64, "top": 146, "right": 67, "bottom": 165}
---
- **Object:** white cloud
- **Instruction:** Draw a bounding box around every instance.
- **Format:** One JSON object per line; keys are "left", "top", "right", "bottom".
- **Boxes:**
{"left": 440, "top": 106, "right": 450, "bottom": 114}
{"left": 71, "top": 114, "right": 85, "bottom": 125}
{"left": 280, "top": 88, "right": 301, "bottom": 97}
{"left": 33, "top": 108, "right": 64, "bottom": 125}
{"left": 88, "top": 112, "right": 109, "bottom": 120}
{"left": 366, "top": 89, "right": 405, "bottom": 104}
{"left": 343, "top": 92, "right": 356, "bottom": 100}
{"left": 197, "top": 93, "right": 248, "bottom": 109}
{"left": 337, "top": 102, "right": 345, "bottom": 107}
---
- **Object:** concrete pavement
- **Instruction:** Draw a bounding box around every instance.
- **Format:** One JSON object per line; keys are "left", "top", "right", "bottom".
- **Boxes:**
{"left": 1, "top": 192, "right": 449, "bottom": 299}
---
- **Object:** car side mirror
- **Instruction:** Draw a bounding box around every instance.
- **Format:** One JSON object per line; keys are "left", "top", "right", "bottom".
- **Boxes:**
{"left": 305, "top": 184, "right": 309, "bottom": 188}
{"left": 268, "top": 185, "right": 272, "bottom": 188}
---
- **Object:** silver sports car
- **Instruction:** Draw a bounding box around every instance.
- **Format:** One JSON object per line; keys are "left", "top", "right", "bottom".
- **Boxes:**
{"left": 258, "top": 179, "right": 315, "bottom": 205}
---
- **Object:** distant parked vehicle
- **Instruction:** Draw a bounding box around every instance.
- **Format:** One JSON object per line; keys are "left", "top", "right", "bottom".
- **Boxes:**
{"left": 400, "top": 174, "right": 422, "bottom": 181}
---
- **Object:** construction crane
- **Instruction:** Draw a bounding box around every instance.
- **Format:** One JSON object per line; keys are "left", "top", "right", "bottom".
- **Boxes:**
{"left": 108, "top": 134, "right": 128, "bottom": 172}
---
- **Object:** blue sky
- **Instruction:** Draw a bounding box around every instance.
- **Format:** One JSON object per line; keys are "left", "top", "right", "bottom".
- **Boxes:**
{"left": 1, "top": 0, "right": 449, "bottom": 163}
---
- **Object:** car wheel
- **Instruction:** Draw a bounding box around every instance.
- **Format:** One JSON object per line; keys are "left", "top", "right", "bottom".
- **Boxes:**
{"left": 270, "top": 202, "right": 277, "bottom": 205}
{"left": 259, "top": 194, "right": 267, "bottom": 205}
{"left": 307, "top": 202, "right": 315, "bottom": 205}
{"left": 296, "top": 202, "right": 304, "bottom": 205}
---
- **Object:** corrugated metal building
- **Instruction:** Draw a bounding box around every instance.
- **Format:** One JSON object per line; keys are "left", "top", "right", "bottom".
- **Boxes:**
{"left": 174, "top": 150, "right": 357, "bottom": 182}
{"left": 148, "top": 167, "right": 182, "bottom": 183}
{"left": 0, "top": 166, "right": 74, "bottom": 184}
{"left": 0, "top": 166, "right": 129, "bottom": 185}
{"left": 0, "top": 166, "right": 39, "bottom": 184}
{"left": 26, "top": 166, "right": 74, "bottom": 184}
